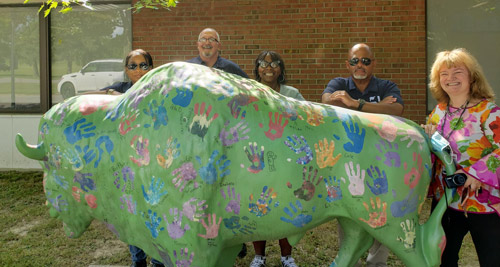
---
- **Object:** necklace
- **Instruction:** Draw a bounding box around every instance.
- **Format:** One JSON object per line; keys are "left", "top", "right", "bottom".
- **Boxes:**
{"left": 446, "top": 99, "right": 469, "bottom": 116}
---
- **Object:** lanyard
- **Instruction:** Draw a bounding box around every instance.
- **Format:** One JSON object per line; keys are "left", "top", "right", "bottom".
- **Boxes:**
{"left": 439, "top": 100, "right": 469, "bottom": 140}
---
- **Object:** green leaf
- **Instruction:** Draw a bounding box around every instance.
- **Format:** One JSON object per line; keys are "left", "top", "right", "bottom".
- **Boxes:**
{"left": 24, "top": 0, "right": 30, "bottom": 4}
{"left": 59, "top": 7, "right": 72, "bottom": 14}
{"left": 44, "top": 8, "right": 51, "bottom": 17}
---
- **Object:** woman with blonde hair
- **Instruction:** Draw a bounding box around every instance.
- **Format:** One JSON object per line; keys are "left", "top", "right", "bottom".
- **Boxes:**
{"left": 422, "top": 48, "right": 500, "bottom": 266}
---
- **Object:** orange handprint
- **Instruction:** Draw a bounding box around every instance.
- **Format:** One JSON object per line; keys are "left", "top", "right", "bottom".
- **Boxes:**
{"left": 359, "top": 197, "right": 387, "bottom": 228}
{"left": 314, "top": 138, "right": 342, "bottom": 168}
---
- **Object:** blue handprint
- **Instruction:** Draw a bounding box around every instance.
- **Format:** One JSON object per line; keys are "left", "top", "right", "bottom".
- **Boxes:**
{"left": 64, "top": 118, "right": 96, "bottom": 144}
{"left": 391, "top": 188, "right": 419, "bottom": 218}
{"left": 52, "top": 171, "right": 69, "bottom": 190}
{"left": 172, "top": 86, "right": 196, "bottom": 107}
{"left": 324, "top": 176, "right": 343, "bottom": 202}
{"left": 342, "top": 115, "right": 365, "bottom": 154}
{"left": 280, "top": 200, "right": 312, "bottom": 228}
{"left": 73, "top": 172, "right": 95, "bottom": 192}
{"left": 145, "top": 209, "right": 165, "bottom": 238}
{"left": 75, "top": 145, "right": 96, "bottom": 165}
{"left": 63, "top": 148, "right": 83, "bottom": 171}
{"left": 284, "top": 134, "right": 313, "bottom": 165}
{"left": 142, "top": 176, "right": 168, "bottom": 205}
{"left": 46, "top": 191, "right": 68, "bottom": 212}
{"left": 223, "top": 216, "right": 255, "bottom": 235}
{"left": 365, "top": 165, "right": 388, "bottom": 195}
{"left": 196, "top": 150, "right": 231, "bottom": 185}
{"left": 143, "top": 99, "right": 168, "bottom": 130}
{"left": 94, "top": 136, "right": 114, "bottom": 168}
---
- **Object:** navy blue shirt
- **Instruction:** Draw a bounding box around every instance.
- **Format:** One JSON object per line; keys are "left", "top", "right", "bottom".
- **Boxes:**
{"left": 322, "top": 76, "right": 404, "bottom": 106}
{"left": 100, "top": 81, "right": 133, "bottom": 93}
{"left": 187, "top": 56, "right": 249, "bottom": 78}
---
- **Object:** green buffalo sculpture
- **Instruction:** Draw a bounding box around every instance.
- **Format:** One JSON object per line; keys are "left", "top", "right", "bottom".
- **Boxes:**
{"left": 16, "top": 62, "right": 455, "bottom": 266}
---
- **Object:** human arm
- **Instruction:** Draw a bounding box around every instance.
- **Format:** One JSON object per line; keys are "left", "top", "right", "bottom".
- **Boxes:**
{"left": 323, "top": 91, "right": 403, "bottom": 116}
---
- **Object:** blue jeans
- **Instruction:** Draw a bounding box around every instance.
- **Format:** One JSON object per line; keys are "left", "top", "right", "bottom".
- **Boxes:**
{"left": 129, "top": 245, "right": 163, "bottom": 265}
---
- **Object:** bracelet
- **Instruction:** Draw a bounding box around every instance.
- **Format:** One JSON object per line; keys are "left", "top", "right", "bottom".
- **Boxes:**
{"left": 357, "top": 99, "right": 366, "bottom": 111}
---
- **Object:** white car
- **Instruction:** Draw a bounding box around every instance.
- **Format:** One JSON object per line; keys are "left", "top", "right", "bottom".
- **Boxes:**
{"left": 57, "top": 59, "right": 125, "bottom": 99}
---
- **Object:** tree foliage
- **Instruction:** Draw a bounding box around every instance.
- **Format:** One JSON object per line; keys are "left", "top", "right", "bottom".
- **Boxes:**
{"left": 24, "top": 0, "right": 178, "bottom": 16}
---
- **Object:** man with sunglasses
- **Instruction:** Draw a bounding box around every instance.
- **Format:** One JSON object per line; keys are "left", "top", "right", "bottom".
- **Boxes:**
{"left": 321, "top": 43, "right": 404, "bottom": 116}
{"left": 187, "top": 28, "right": 249, "bottom": 78}
{"left": 321, "top": 43, "right": 404, "bottom": 267}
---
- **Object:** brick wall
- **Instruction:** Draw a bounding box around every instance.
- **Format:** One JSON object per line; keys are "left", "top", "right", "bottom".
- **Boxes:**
{"left": 132, "top": 0, "right": 427, "bottom": 123}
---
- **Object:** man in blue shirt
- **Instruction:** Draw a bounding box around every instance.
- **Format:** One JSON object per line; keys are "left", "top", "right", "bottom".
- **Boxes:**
{"left": 322, "top": 43, "right": 403, "bottom": 116}
{"left": 187, "top": 28, "right": 249, "bottom": 78}
{"left": 322, "top": 43, "right": 404, "bottom": 267}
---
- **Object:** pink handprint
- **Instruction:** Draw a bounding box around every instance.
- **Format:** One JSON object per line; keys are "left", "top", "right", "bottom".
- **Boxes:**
{"left": 129, "top": 135, "right": 150, "bottom": 167}
{"left": 197, "top": 213, "right": 222, "bottom": 239}
{"left": 119, "top": 110, "right": 140, "bottom": 135}
{"left": 189, "top": 102, "right": 219, "bottom": 139}
{"left": 359, "top": 197, "right": 387, "bottom": 228}
{"left": 404, "top": 152, "right": 423, "bottom": 189}
{"left": 314, "top": 138, "right": 342, "bottom": 168}
{"left": 264, "top": 112, "right": 289, "bottom": 140}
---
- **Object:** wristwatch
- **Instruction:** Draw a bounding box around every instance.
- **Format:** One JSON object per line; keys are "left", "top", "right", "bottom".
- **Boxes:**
{"left": 357, "top": 99, "right": 366, "bottom": 111}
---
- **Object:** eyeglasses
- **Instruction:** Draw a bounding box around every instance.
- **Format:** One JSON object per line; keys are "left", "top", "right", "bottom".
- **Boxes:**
{"left": 127, "top": 62, "right": 150, "bottom": 71}
{"left": 349, "top": 57, "right": 372, "bottom": 66}
{"left": 259, "top": 60, "right": 280, "bottom": 69}
{"left": 198, "top": 37, "right": 219, "bottom": 43}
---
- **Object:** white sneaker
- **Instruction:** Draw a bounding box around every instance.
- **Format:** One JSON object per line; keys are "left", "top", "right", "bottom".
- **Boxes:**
{"left": 281, "top": 256, "right": 298, "bottom": 267}
{"left": 250, "top": 255, "right": 266, "bottom": 267}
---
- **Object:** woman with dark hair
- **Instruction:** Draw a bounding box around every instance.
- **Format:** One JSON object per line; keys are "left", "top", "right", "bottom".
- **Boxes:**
{"left": 422, "top": 48, "right": 500, "bottom": 266}
{"left": 85, "top": 49, "right": 154, "bottom": 96}
{"left": 250, "top": 51, "right": 303, "bottom": 267}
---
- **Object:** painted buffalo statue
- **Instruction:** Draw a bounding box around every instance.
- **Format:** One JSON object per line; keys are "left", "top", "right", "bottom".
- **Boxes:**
{"left": 16, "top": 62, "right": 454, "bottom": 267}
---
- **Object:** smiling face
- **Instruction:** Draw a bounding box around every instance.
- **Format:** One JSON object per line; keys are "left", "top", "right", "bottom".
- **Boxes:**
{"left": 125, "top": 54, "right": 151, "bottom": 84}
{"left": 196, "top": 29, "right": 220, "bottom": 61}
{"left": 439, "top": 64, "right": 471, "bottom": 101}
{"left": 346, "top": 45, "right": 375, "bottom": 80}
{"left": 258, "top": 54, "right": 282, "bottom": 88}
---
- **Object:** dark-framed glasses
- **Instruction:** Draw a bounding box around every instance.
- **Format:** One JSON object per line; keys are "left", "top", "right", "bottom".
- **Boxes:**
{"left": 198, "top": 37, "right": 219, "bottom": 43}
{"left": 349, "top": 57, "right": 372, "bottom": 66}
{"left": 127, "top": 62, "right": 150, "bottom": 71}
{"left": 259, "top": 60, "right": 280, "bottom": 68}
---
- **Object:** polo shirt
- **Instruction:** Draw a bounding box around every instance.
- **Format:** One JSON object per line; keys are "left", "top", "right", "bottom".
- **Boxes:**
{"left": 187, "top": 56, "right": 249, "bottom": 78}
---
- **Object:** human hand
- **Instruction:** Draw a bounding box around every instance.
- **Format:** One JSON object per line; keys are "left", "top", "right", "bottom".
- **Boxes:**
{"left": 380, "top": 96, "right": 397, "bottom": 104}
{"left": 420, "top": 123, "right": 437, "bottom": 137}
{"left": 329, "top": 90, "right": 356, "bottom": 108}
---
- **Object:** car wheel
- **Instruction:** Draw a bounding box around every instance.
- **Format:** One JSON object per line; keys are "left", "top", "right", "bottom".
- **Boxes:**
{"left": 61, "top": 82, "right": 75, "bottom": 99}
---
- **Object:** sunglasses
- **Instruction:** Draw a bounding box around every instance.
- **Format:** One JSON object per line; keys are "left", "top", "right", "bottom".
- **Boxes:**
{"left": 259, "top": 60, "right": 280, "bottom": 69}
{"left": 349, "top": 57, "right": 372, "bottom": 66}
{"left": 127, "top": 62, "right": 150, "bottom": 71}
{"left": 198, "top": 37, "right": 219, "bottom": 43}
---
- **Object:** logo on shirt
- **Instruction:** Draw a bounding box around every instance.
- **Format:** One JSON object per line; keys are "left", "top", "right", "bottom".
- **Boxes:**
{"left": 369, "top": 96, "right": 381, "bottom": 103}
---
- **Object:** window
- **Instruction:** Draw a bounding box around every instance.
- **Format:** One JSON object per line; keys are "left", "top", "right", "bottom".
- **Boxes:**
{"left": 51, "top": 4, "right": 132, "bottom": 101}
{"left": 0, "top": 7, "right": 40, "bottom": 112}
{"left": 427, "top": 0, "right": 500, "bottom": 112}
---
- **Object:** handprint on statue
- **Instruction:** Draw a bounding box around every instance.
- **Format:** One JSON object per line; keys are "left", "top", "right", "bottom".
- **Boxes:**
{"left": 143, "top": 99, "right": 168, "bottom": 130}
{"left": 227, "top": 93, "right": 258, "bottom": 119}
{"left": 144, "top": 209, "right": 165, "bottom": 238}
{"left": 223, "top": 215, "right": 256, "bottom": 235}
{"left": 404, "top": 152, "right": 424, "bottom": 189}
{"left": 141, "top": 176, "right": 168, "bottom": 205}
{"left": 119, "top": 110, "right": 140, "bottom": 135}
{"left": 391, "top": 188, "right": 419, "bottom": 218}
{"left": 314, "top": 138, "right": 341, "bottom": 168}
{"left": 359, "top": 197, "right": 387, "bottom": 228}
{"left": 173, "top": 247, "right": 195, "bottom": 267}
{"left": 284, "top": 134, "right": 313, "bottom": 165}
{"left": 156, "top": 136, "right": 181, "bottom": 169}
{"left": 120, "top": 194, "right": 137, "bottom": 214}
{"left": 64, "top": 118, "right": 96, "bottom": 144}
{"left": 264, "top": 112, "right": 288, "bottom": 140}
{"left": 197, "top": 213, "right": 222, "bottom": 239}
{"left": 324, "top": 176, "right": 344, "bottom": 202}
{"left": 293, "top": 166, "right": 323, "bottom": 201}
{"left": 244, "top": 142, "right": 265, "bottom": 173}
{"left": 182, "top": 197, "right": 207, "bottom": 222}
{"left": 365, "top": 165, "right": 388, "bottom": 195}
{"left": 280, "top": 200, "right": 312, "bottom": 228}
{"left": 130, "top": 135, "right": 150, "bottom": 167}
{"left": 300, "top": 103, "right": 325, "bottom": 126}
{"left": 220, "top": 186, "right": 241, "bottom": 215}
{"left": 342, "top": 115, "right": 366, "bottom": 154}
{"left": 397, "top": 219, "right": 416, "bottom": 249}
{"left": 164, "top": 207, "right": 190, "bottom": 239}
{"left": 375, "top": 139, "right": 401, "bottom": 168}
{"left": 219, "top": 120, "right": 250, "bottom": 146}
{"left": 249, "top": 186, "right": 277, "bottom": 217}
{"left": 189, "top": 102, "right": 219, "bottom": 139}
{"left": 343, "top": 161, "right": 366, "bottom": 196}
{"left": 196, "top": 150, "right": 231, "bottom": 185}
{"left": 171, "top": 162, "right": 198, "bottom": 192}
{"left": 400, "top": 128, "right": 425, "bottom": 150}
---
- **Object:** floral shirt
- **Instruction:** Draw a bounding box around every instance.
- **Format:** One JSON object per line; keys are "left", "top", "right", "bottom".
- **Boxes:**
{"left": 428, "top": 99, "right": 500, "bottom": 215}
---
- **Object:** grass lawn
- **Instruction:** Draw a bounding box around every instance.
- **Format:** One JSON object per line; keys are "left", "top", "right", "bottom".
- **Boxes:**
{"left": 0, "top": 171, "right": 479, "bottom": 266}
